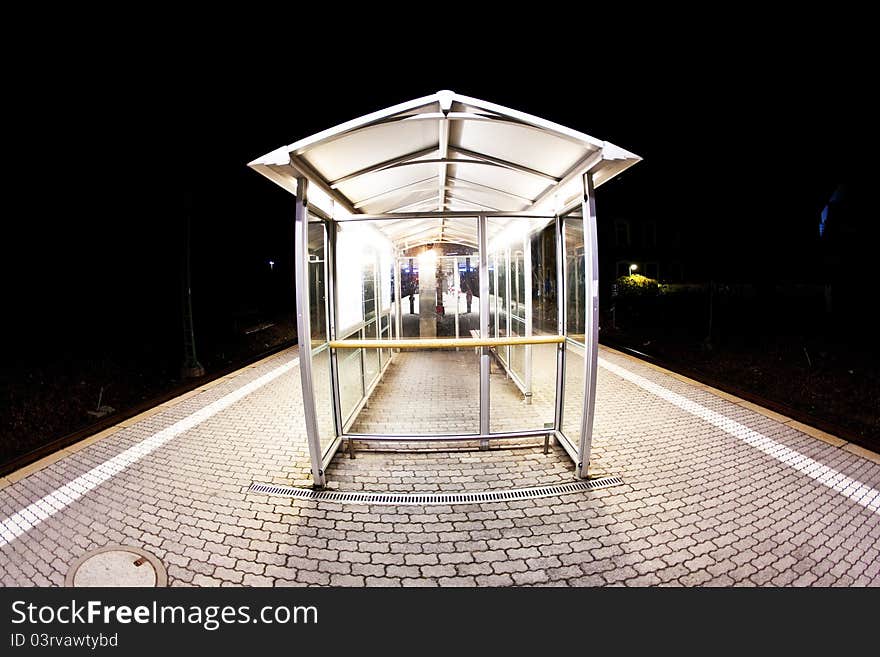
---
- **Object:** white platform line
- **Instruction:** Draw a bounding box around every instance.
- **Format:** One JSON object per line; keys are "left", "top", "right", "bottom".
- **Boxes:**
{"left": 599, "top": 357, "right": 880, "bottom": 515}
{"left": 0, "top": 356, "right": 300, "bottom": 548}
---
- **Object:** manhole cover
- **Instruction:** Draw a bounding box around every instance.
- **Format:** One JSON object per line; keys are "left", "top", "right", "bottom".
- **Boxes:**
{"left": 66, "top": 545, "right": 167, "bottom": 587}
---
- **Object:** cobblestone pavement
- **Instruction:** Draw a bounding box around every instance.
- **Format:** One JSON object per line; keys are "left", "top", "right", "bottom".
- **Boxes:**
{"left": 1, "top": 346, "right": 878, "bottom": 587}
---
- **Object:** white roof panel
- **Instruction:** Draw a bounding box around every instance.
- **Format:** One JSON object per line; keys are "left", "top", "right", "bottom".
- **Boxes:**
{"left": 249, "top": 90, "right": 641, "bottom": 248}
{"left": 455, "top": 118, "right": 593, "bottom": 179}
{"left": 302, "top": 118, "right": 439, "bottom": 182}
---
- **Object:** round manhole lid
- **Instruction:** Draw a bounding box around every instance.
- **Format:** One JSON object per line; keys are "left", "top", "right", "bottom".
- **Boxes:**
{"left": 66, "top": 545, "right": 167, "bottom": 587}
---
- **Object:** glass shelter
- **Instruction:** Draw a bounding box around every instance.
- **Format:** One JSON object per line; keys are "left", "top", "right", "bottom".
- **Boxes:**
{"left": 249, "top": 91, "right": 641, "bottom": 486}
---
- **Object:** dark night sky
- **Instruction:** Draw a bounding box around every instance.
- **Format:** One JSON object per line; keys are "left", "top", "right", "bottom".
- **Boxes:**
{"left": 5, "top": 26, "right": 874, "bottom": 362}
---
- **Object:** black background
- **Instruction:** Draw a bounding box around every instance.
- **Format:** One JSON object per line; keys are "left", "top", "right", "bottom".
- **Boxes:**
{"left": 5, "top": 18, "right": 874, "bottom": 360}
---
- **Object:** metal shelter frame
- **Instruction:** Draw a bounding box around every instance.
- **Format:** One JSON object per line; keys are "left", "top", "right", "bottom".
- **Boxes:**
{"left": 249, "top": 91, "right": 641, "bottom": 487}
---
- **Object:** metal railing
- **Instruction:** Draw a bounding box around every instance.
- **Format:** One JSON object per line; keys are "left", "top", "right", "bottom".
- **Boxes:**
{"left": 328, "top": 335, "right": 564, "bottom": 349}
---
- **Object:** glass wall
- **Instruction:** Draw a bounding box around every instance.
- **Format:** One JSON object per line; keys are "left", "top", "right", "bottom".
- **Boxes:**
{"left": 311, "top": 212, "right": 590, "bottom": 467}
{"left": 509, "top": 247, "right": 527, "bottom": 383}
{"left": 306, "top": 221, "right": 336, "bottom": 456}
{"left": 487, "top": 217, "right": 557, "bottom": 434}
{"left": 334, "top": 223, "right": 395, "bottom": 432}
{"left": 496, "top": 250, "right": 509, "bottom": 366}
{"left": 361, "top": 256, "right": 380, "bottom": 387}
{"left": 560, "top": 207, "right": 587, "bottom": 452}
{"left": 565, "top": 215, "right": 587, "bottom": 342}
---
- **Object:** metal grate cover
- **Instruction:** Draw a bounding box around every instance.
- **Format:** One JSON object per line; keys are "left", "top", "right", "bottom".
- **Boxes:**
{"left": 248, "top": 476, "right": 623, "bottom": 506}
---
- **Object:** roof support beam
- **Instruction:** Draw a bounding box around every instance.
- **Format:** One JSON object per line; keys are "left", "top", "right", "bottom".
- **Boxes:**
{"left": 383, "top": 157, "right": 501, "bottom": 169}
{"left": 374, "top": 181, "right": 514, "bottom": 214}
{"left": 527, "top": 149, "right": 604, "bottom": 213}
{"left": 385, "top": 195, "right": 446, "bottom": 214}
{"left": 288, "top": 154, "right": 357, "bottom": 215}
{"left": 438, "top": 116, "right": 450, "bottom": 239}
{"left": 449, "top": 146, "right": 560, "bottom": 184}
{"left": 336, "top": 211, "right": 556, "bottom": 221}
{"left": 289, "top": 95, "right": 438, "bottom": 155}
{"left": 402, "top": 237, "right": 478, "bottom": 250}
{"left": 400, "top": 223, "right": 474, "bottom": 240}
{"left": 393, "top": 225, "right": 473, "bottom": 246}
{"left": 351, "top": 176, "right": 436, "bottom": 209}
{"left": 448, "top": 176, "right": 535, "bottom": 205}
{"left": 443, "top": 197, "right": 503, "bottom": 212}
{"left": 328, "top": 145, "right": 438, "bottom": 188}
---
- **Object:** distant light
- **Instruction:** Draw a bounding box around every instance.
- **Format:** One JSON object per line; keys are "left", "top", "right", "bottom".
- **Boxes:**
{"left": 418, "top": 248, "right": 437, "bottom": 272}
{"left": 629, "top": 264, "right": 638, "bottom": 276}
{"left": 268, "top": 260, "right": 275, "bottom": 270}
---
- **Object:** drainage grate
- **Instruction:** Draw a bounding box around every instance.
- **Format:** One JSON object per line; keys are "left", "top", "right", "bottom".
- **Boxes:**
{"left": 248, "top": 476, "right": 623, "bottom": 506}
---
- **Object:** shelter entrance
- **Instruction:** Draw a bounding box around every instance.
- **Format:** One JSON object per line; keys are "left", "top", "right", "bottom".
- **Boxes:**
{"left": 399, "top": 249, "right": 480, "bottom": 339}
{"left": 248, "top": 90, "right": 640, "bottom": 486}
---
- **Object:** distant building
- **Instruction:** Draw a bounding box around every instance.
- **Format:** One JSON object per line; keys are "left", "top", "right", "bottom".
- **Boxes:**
{"left": 599, "top": 216, "right": 684, "bottom": 284}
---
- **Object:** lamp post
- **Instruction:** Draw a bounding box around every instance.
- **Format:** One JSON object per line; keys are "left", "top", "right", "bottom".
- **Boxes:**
{"left": 181, "top": 212, "right": 205, "bottom": 379}
{"left": 629, "top": 263, "right": 638, "bottom": 276}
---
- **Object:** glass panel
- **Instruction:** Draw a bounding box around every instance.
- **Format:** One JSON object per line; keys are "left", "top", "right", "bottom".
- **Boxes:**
{"left": 346, "top": 347, "right": 480, "bottom": 435}
{"left": 488, "top": 254, "right": 496, "bottom": 338}
{"left": 333, "top": 220, "right": 397, "bottom": 431}
{"left": 362, "top": 257, "right": 376, "bottom": 324}
{"left": 533, "top": 224, "right": 558, "bottom": 335}
{"left": 338, "top": 341, "right": 364, "bottom": 425}
{"left": 362, "top": 256, "right": 380, "bottom": 389}
{"left": 561, "top": 208, "right": 586, "bottom": 451}
{"left": 436, "top": 257, "right": 458, "bottom": 338}
{"left": 336, "top": 218, "right": 485, "bottom": 437}
{"left": 509, "top": 247, "right": 526, "bottom": 382}
{"left": 307, "top": 223, "right": 327, "bottom": 347}
{"left": 400, "top": 257, "right": 419, "bottom": 338}
{"left": 363, "top": 321, "right": 380, "bottom": 388}
{"left": 561, "top": 340, "right": 585, "bottom": 450}
{"left": 565, "top": 214, "right": 586, "bottom": 342}
{"left": 490, "top": 342, "right": 557, "bottom": 433}
{"left": 311, "top": 346, "right": 337, "bottom": 454}
{"left": 458, "top": 255, "right": 479, "bottom": 336}
{"left": 487, "top": 216, "right": 558, "bottom": 435}
{"left": 379, "top": 313, "right": 389, "bottom": 367}
{"left": 514, "top": 248, "right": 526, "bottom": 319}
{"left": 396, "top": 229, "right": 478, "bottom": 344}
{"left": 496, "top": 250, "right": 509, "bottom": 365}
{"left": 306, "top": 222, "right": 335, "bottom": 453}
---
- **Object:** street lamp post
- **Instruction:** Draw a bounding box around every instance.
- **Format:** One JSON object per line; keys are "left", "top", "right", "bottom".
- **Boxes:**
{"left": 629, "top": 263, "right": 638, "bottom": 276}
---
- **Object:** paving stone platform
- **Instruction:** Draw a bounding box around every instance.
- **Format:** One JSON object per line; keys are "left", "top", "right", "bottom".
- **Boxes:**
{"left": 1, "top": 346, "right": 878, "bottom": 587}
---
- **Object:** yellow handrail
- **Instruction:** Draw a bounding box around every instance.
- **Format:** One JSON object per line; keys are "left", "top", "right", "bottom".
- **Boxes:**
{"left": 328, "top": 335, "right": 564, "bottom": 349}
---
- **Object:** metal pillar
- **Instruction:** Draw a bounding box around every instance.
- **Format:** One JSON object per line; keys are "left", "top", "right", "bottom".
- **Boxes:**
{"left": 492, "top": 255, "right": 499, "bottom": 338}
{"left": 181, "top": 213, "right": 205, "bottom": 378}
{"left": 478, "top": 214, "right": 490, "bottom": 448}
{"left": 454, "top": 256, "right": 460, "bottom": 348}
{"left": 293, "top": 178, "right": 327, "bottom": 488}
{"left": 394, "top": 254, "right": 403, "bottom": 341}
{"left": 576, "top": 172, "right": 600, "bottom": 479}
{"left": 325, "top": 220, "right": 346, "bottom": 458}
{"left": 552, "top": 214, "right": 566, "bottom": 438}
{"left": 505, "top": 248, "right": 512, "bottom": 366}
{"left": 524, "top": 232, "right": 533, "bottom": 404}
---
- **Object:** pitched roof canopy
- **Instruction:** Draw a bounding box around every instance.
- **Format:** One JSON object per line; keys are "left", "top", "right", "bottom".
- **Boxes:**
{"left": 249, "top": 90, "right": 641, "bottom": 249}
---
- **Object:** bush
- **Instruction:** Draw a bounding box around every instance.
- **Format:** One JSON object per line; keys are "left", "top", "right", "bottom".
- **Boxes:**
{"left": 615, "top": 274, "right": 660, "bottom": 298}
